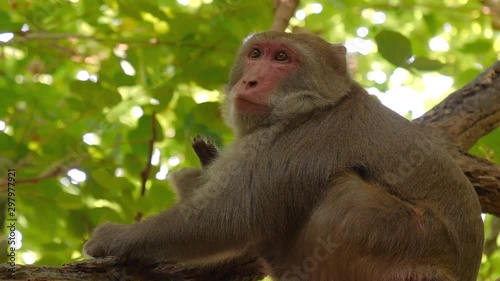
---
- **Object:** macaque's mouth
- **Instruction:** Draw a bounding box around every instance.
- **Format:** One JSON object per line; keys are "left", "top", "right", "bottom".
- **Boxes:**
{"left": 235, "top": 98, "right": 268, "bottom": 113}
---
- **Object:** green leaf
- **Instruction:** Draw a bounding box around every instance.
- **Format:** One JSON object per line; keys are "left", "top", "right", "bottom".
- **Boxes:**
{"left": 92, "top": 169, "right": 128, "bottom": 191}
{"left": 410, "top": 57, "right": 445, "bottom": 71}
{"left": 460, "top": 39, "right": 492, "bottom": 53}
{"left": 65, "top": 97, "right": 95, "bottom": 112}
{"left": 58, "top": 193, "right": 84, "bottom": 210}
{"left": 456, "top": 69, "right": 482, "bottom": 88}
{"left": 69, "top": 81, "right": 121, "bottom": 109}
{"left": 128, "top": 114, "right": 164, "bottom": 156}
{"left": 146, "top": 183, "right": 176, "bottom": 212}
{"left": 305, "top": 13, "right": 330, "bottom": 32}
{"left": 139, "top": 2, "right": 170, "bottom": 22}
{"left": 66, "top": 210, "right": 89, "bottom": 237}
{"left": 423, "top": 14, "right": 437, "bottom": 35}
{"left": 123, "top": 153, "right": 144, "bottom": 179}
{"left": 0, "top": 87, "right": 17, "bottom": 116}
{"left": 469, "top": 128, "right": 500, "bottom": 163}
{"left": 99, "top": 56, "right": 136, "bottom": 87}
{"left": 193, "top": 102, "right": 228, "bottom": 132}
{"left": 152, "top": 84, "right": 175, "bottom": 109}
{"left": 0, "top": 11, "right": 23, "bottom": 32}
{"left": 375, "top": 30, "right": 413, "bottom": 67}
{"left": 117, "top": 0, "right": 143, "bottom": 19}
{"left": 0, "top": 132, "right": 16, "bottom": 152}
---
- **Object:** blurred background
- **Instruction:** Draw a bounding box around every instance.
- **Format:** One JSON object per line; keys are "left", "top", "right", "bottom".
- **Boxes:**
{"left": 0, "top": 0, "right": 499, "bottom": 279}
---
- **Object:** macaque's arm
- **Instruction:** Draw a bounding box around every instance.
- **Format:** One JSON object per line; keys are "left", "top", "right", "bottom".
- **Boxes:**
{"left": 83, "top": 172, "right": 295, "bottom": 263}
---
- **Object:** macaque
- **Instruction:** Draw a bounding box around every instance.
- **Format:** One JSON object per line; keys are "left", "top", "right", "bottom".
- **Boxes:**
{"left": 84, "top": 31, "right": 484, "bottom": 281}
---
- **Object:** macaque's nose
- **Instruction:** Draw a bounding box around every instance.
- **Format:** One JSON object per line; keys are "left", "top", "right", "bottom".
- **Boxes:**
{"left": 244, "top": 80, "right": 258, "bottom": 89}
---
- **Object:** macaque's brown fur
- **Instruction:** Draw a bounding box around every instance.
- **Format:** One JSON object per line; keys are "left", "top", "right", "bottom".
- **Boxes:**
{"left": 84, "top": 31, "right": 484, "bottom": 281}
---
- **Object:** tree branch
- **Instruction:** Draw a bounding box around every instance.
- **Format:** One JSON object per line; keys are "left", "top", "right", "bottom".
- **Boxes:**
{"left": 0, "top": 157, "right": 85, "bottom": 191}
{"left": 270, "top": 0, "right": 300, "bottom": 31}
{"left": 414, "top": 60, "right": 500, "bottom": 217}
{"left": 136, "top": 113, "right": 158, "bottom": 222}
{"left": 1, "top": 32, "right": 235, "bottom": 54}
{"left": 0, "top": 256, "right": 263, "bottom": 281}
{"left": 415, "top": 61, "right": 500, "bottom": 150}
{"left": 451, "top": 150, "right": 500, "bottom": 216}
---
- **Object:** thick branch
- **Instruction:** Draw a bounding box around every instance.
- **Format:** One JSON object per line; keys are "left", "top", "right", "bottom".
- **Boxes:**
{"left": 0, "top": 257, "right": 262, "bottom": 281}
{"left": 414, "top": 60, "right": 500, "bottom": 217}
{"left": 451, "top": 150, "right": 500, "bottom": 216}
{"left": 415, "top": 61, "right": 500, "bottom": 150}
{"left": 414, "top": 61, "right": 500, "bottom": 216}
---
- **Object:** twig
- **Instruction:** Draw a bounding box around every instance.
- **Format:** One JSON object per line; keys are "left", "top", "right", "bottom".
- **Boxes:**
{"left": 0, "top": 158, "right": 85, "bottom": 190}
{"left": 271, "top": 0, "right": 300, "bottom": 32}
{"left": 1, "top": 31, "right": 235, "bottom": 53}
{"left": 135, "top": 113, "right": 158, "bottom": 222}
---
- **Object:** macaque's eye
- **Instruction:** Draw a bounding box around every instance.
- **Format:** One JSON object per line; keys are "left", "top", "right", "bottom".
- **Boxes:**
{"left": 274, "top": 51, "right": 289, "bottom": 62}
{"left": 249, "top": 48, "right": 261, "bottom": 59}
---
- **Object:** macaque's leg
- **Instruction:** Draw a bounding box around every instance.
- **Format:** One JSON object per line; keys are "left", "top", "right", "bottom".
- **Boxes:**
{"left": 284, "top": 172, "right": 458, "bottom": 281}
{"left": 85, "top": 178, "right": 266, "bottom": 261}
{"left": 194, "top": 255, "right": 264, "bottom": 281}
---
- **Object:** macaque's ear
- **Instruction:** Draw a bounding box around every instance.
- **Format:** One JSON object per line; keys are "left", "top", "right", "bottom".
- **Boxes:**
{"left": 331, "top": 44, "right": 347, "bottom": 76}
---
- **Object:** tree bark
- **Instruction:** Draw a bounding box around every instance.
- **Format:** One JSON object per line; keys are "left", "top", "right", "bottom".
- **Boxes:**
{"left": 0, "top": 256, "right": 263, "bottom": 281}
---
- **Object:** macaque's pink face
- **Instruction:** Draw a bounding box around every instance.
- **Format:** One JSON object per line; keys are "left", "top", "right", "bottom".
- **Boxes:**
{"left": 234, "top": 41, "right": 299, "bottom": 115}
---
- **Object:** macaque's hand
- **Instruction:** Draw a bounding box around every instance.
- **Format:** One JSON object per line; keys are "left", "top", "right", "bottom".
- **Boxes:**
{"left": 192, "top": 135, "right": 219, "bottom": 167}
{"left": 83, "top": 222, "right": 132, "bottom": 259}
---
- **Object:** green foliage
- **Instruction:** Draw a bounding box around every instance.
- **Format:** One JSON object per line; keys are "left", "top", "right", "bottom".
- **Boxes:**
{"left": 0, "top": 0, "right": 499, "bottom": 279}
{"left": 375, "top": 30, "right": 413, "bottom": 66}
{"left": 374, "top": 30, "right": 444, "bottom": 71}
